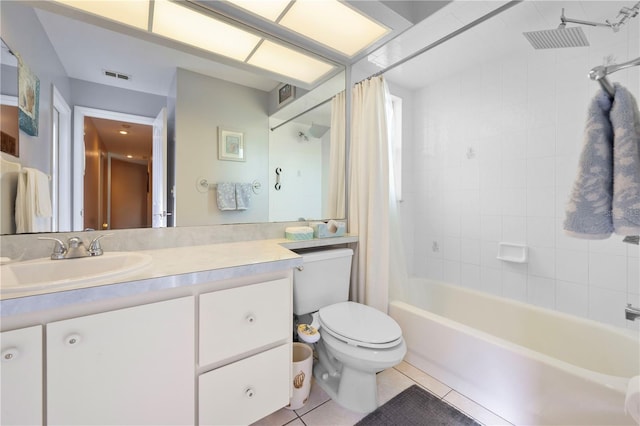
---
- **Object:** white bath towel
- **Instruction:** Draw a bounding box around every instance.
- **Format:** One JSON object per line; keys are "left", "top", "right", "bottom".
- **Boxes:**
{"left": 0, "top": 156, "right": 21, "bottom": 234}
{"left": 564, "top": 83, "right": 640, "bottom": 238}
{"left": 235, "top": 183, "right": 252, "bottom": 210}
{"left": 216, "top": 182, "right": 236, "bottom": 211}
{"left": 15, "top": 167, "right": 52, "bottom": 233}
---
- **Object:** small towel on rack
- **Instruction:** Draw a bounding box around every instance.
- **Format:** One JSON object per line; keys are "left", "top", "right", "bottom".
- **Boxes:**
{"left": 610, "top": 84, "right": 640, "bottom": 235}
{"left": 235, "top": 183, "right": 252, "bottom": 210}
{"left": 564, "top": 89, "right": 615, "bottom": 238}
{"left": 216, "top": 182, "right": 236, "bottom": 211}
{"left": 15, "top": 167, "right": 52, "bottom": 233}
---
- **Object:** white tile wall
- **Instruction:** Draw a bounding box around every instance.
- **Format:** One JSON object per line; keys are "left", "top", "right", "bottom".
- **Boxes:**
{"left": 396, "top": 14, "right": 640, "bottom": 331}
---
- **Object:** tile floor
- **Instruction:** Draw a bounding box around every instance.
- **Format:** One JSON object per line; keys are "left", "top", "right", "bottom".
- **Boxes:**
{"left": 252, "top": 361, "right": 512, "bottom": 426}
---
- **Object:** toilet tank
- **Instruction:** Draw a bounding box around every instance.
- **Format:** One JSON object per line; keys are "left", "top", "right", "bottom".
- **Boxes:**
{"left": 293, "top": 248, "right": 353, "bottom": 315}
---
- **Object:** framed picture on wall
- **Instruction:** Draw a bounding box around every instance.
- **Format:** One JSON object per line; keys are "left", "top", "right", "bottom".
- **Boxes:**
{"left": 277, "top": 83, "right": 295, "bottom": 106}
{"left": 218, "top": 127, "right": 245, "bottom": 162}
{"left": 17, "top": 57, "right": 40, "bottom": 136}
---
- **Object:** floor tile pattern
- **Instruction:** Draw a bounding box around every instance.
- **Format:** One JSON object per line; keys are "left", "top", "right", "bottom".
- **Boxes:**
{"left": 251, "top": 361, "right": 512, "bottom": 426}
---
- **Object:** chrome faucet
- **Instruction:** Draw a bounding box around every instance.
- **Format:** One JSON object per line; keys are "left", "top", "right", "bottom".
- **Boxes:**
{"left": 39, "top": 235, "right": 109, "bottom": 260}
{"left": 625, "top": 304, "right": 640, "bottom": 321}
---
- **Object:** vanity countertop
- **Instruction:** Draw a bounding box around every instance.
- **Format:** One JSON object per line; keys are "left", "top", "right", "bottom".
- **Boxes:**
{"left": 0, "top": 235, "right": 357, "bottom": 318}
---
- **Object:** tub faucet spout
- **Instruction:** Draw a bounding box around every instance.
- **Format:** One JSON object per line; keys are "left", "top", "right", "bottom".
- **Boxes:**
{"left": 625, "top": 304, "right": 640, "bottom": 321}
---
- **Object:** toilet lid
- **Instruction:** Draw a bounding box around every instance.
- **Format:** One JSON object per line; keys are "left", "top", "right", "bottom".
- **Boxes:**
{"left": 319, "top": 302, "right": 402, "bottom": 349}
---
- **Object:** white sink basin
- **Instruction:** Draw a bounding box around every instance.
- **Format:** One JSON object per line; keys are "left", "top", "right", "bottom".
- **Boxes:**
{"left": 1, "top": 252, "right": 152, "bottom": 294}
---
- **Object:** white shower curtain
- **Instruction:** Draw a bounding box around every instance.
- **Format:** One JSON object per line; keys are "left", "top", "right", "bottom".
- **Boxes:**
{"left": 327, "top": 91, "right": 346, "bottom": 219}
{"left": 348, "top": 76, "right": 395, "bottom": 313}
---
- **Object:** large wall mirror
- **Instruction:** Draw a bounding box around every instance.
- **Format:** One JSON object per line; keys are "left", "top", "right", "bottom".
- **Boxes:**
{"left": 0, "top": 1, "right": 346, "bottom": 235}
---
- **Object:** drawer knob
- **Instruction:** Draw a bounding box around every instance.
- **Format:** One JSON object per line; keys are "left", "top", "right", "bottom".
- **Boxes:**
{"left": 65, "top": 334, "right": 82, "bottom": 346}
{"left": 245, "top": 387, "right": 256, "bottom": 398}
{"left": 246, "top": 314, "right": 256, "bottom": 324}
{"left": 1, "top": 347, "right": 19, "bottom": 361}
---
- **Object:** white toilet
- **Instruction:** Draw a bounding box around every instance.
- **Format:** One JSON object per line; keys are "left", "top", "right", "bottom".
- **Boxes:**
{"left": 293, "top": 248, "right": 406, "bottom": 413}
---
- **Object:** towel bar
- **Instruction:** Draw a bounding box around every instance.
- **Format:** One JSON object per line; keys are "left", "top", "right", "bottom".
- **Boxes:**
{"left": 20, "top": 169, "right": 51, "bottom": 180}
{"left": 196, "top": 178, "right": 261, "bottom": 194}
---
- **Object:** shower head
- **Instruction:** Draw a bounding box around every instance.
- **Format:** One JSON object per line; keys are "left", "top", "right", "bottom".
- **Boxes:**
{"left": 524, "top": 3, "right": 640, "bottom": 50}
{"left": 523, "top": 24, "right": 589, "bottom": 49}
{"left": 308, "top": 123, "right": 329, "bottom": 138}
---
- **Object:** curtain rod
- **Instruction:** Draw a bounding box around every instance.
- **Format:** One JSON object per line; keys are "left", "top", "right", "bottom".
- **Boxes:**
{"left": 362, "top": 0, "right": 524, "bottom": 82}
{"left": 270, "top": 96, "right": 333, "bottom": 131}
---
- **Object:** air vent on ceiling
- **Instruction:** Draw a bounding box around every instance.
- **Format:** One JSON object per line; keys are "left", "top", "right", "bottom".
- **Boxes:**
{"left": 103, "top": 70, "right": 131, "bottom": 81}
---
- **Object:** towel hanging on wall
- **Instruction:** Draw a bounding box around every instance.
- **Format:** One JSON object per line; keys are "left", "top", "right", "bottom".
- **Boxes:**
{"left": 564, "top": 83, "right": 640, "bottom": 238}
{"left": 609, "top": 84, "right": 640, "bottom": 235}
{"left": 15, "top": 167, "right": 52, "bottom": 233}
{"left": 216, "top": 182, "right": 253, "bottom": 211}
{"left": 216, "top": 182, "right": 236, "bottom": 211}
{"left": 235, "top": 183, "right": 252, "bottom": 210}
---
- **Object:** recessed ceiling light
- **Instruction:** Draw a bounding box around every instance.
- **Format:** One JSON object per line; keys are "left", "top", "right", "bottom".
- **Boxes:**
{"left": 53, "top": 0, "right": 150, "bottom": 30}
{"left": 229, "top": 0, "right": 388, "bottom": 57}
{"left": 247, "top": 40, "right": 334, "bottom": 84}
{"left": 226, "top": 0, "right": 292, "bottom": 21}
{"left": 152, "top": 0, "right": 261, "bottom": 61}
{"left": 51, "top": 0, "right": 338, "bottom": 85}
{"left": 279, "top": 1, "right": 389, "bottom": 57}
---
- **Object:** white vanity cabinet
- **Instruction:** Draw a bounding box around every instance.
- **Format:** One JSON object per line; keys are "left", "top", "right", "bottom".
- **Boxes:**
{"left": 46, "top": 296, "right": 195, "bottom": 426}
{"left": 0, "top": 325, "right": 43, "bottom": 425}
{"left": 0, "top": 237, "right": 316, "bottom": 425}
{"left": 198, "top": 278, "right": 292, "bottom": 425}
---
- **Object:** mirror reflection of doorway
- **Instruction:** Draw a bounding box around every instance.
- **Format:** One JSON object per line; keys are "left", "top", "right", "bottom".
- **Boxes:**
{"left": 83, "top": 117, "right": 152, "bottom": 230}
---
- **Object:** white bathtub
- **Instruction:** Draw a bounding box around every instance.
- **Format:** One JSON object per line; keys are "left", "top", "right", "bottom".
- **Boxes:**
{"left": 389, "top": 279, "right": 640, "bottom": 425}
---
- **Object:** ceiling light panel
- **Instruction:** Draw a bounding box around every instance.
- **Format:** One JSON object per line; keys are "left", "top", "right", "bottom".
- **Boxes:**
{"left": 53, "top": 0, "right": 150, "bottom": 30}
{"left": 152, "top": 0, "right": 261, "bottom": 61}
{"left": 247, "top": 40, "right": 335, "bottom": 84}
{"left": 226, "top": 0, "right": 292, "bottom": 21}
{"left": 278, "top": 0, "right": 389, "bottom": 57}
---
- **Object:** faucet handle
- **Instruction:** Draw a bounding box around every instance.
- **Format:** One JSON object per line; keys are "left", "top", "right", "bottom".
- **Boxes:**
{"left": 88, "top": 234, "right": 112, "bottom": 256}
{"left": 67, "top": 236, "right": 84, "bottom": 248}
{"left": 38, "top": 237, "right": 67, "bottom": 260}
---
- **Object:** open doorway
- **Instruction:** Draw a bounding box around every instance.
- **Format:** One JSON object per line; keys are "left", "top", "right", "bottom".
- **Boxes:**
{"left": 83, "top": 116, "right": 152, "bottom": 230}
{"left": 73, "top": 106, "right": 167, "bottom": 232}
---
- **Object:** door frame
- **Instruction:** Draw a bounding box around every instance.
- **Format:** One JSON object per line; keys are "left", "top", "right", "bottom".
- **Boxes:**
{"left": 52, "top": 85, "right": 71, "bottom": 232}
{"left": 72, "top": 106, "right": 154, "bottom": 231}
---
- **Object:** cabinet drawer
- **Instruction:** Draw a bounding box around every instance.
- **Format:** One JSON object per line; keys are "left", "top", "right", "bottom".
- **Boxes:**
{"left": 199, "top": 278, "right": 290, "bottom": 366}
{"left": 199, "top": 344, "right": 290, "bottom": 426}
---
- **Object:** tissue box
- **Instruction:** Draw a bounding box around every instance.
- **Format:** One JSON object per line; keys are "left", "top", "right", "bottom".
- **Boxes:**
{"left": 285, "top": 226, "right": 314, "bottom": 241}
{"left": 309, "top": 221, "right": 346, "bottom": 238}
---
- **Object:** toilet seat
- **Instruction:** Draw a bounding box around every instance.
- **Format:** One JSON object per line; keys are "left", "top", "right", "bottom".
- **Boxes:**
{"left": 318, "top": 301, "right": 403, "bottom": 349}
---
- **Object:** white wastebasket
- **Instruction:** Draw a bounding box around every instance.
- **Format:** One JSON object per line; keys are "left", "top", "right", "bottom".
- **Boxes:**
{"left": 286, "top": 342, "right": 313, "bottom": 410}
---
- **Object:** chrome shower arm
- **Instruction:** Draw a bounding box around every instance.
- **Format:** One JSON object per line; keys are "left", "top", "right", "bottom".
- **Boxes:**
{"left": 561, "top": 2, "right": 640, "bottom": 32}
{"left": 589, "top": 57, "right": 640, "bottom": 81}
{"left": 588, "top": 56, "right": 640, "bottom": 99}
{"left": 561, "top": 9, "right": 611, "bottom": 28}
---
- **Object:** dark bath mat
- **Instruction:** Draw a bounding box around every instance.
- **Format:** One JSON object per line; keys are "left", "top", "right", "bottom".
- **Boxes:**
{"left": 356, "top": 385, "right": 481, "bottom": 426}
